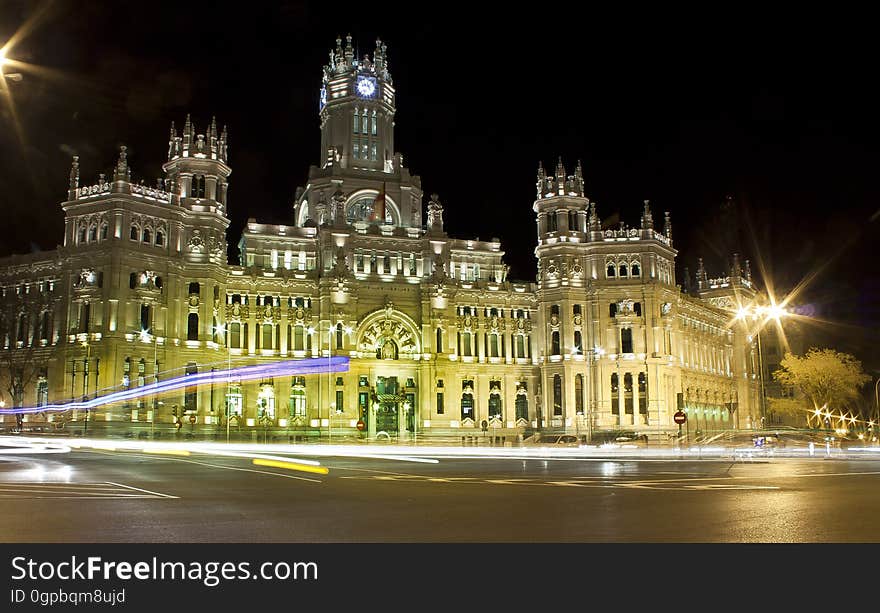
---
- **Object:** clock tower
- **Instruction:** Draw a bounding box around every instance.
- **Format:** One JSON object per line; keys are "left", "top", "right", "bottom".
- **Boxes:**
{"left": 319, "top": 35, "right": 395, "bottom": 173}
{"left": 294, "top": 36, "right": 423, "bottom": 230}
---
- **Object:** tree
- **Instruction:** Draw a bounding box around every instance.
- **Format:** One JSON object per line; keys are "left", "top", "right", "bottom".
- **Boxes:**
{"left": 0, "top": 290, "right": 59, "bottom": 426}
{"left": 773, "top": 348, "right": 871, "bottom": 417}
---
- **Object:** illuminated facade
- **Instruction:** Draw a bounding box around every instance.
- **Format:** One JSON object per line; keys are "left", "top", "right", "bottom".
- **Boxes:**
{"left": 0, "top": 36, "right": 763, "bottom": 438}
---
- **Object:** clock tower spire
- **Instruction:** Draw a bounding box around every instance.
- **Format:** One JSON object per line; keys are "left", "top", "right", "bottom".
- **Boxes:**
{"left": 319, "top": 35, "right": 396, "bottom": 173}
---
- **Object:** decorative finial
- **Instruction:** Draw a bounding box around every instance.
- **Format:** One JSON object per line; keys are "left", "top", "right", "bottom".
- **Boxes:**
{"left": 641, "top": 199, "right": 653, "bottom": 230}
{"left": 664, "top": 211, "right": 672, "bottom": 242}
{"left": 167, "top": 121, "right": 176, "bottom": 160}
{"left": 114, "top": 145, "right": 130, "bottom": 182}
{"left": 69, "top": 155, "right": 80, "bottom": 190}
{"left": 574, "top": 160, "right": 584, "bottom": 196}
{"left": 536, "top": 162, "right": 546, "bottom": 198}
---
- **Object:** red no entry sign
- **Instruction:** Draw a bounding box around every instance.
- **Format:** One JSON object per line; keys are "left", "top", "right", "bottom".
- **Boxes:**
{"left": 356, "top": 419, "right": 366, "bottom": 431}
{"left": 673, "top": 410, "right": 687, "bottom": 425}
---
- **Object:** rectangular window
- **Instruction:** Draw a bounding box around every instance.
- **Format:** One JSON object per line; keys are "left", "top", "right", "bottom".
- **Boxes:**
{"left": 353, "top": 142, "right": 360, "bottom": 160}
{"left": 371, "top": 143, "right": 377, "bottom": 161}
{"left": 436, "top": 392, "right": 444, "bottom": 415}
{"left": 353, "top": 113, "right": 360, "bottom": 134}
{"left": 371, "top": 112, "right": 377, "bottom": 135}
{"left": 230, "top": 322, "right": 241, "bottom": 349}
{"left": 621, "top": 328, "right": 633, "bottom": 354}
{"left": 335, "top": 390, "right": 343, "bottom": 413}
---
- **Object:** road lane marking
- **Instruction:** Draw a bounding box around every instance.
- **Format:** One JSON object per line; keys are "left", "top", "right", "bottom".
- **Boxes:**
{"left": 0, "top": 481, "right": 176, "bottom": 499}
{"left": 105, "top": 481, "right": 178, "bottom": 499}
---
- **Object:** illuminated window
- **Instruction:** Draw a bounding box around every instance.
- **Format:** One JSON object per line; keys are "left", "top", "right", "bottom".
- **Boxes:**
{"left": 553, "top": 374, "right": 563, "bottom": 416}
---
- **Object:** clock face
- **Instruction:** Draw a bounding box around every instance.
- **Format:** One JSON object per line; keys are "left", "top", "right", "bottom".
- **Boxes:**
{"left": 356, "top": 76, "right": 376, "bottom": 98}
{"left": 319, "top": 86, "right": 327, "bottom": 109}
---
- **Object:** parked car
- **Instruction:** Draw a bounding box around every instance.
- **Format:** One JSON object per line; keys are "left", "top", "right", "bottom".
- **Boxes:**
{"left": 590, "top": 430, "right": 649, "bottom": 448}
{"left": 522, "top": 433, "right": 581, "bottom": 447}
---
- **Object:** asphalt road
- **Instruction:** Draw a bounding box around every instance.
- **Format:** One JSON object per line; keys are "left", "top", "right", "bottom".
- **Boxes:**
{"left": 2, "top": 447, "right": 880, "bottom": 542}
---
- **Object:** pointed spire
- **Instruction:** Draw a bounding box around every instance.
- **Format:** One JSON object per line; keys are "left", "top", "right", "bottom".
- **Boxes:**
{"left": 69, "top": 155, "right": 80, "bottom": 190}
{"left": 664, "top": 211, "right": 672, "bottom": 243}
{"left": 574, "top": 160, "right": 584, "bottom": 196}
{"left": 183, "top": 114, "right": 193, "bottom": 151}
{"left": 344, "top": 34, "right": 354, "bottom": 68}
{"left": 683, "top": 267, "right": 692, "bottom": 294}
{"left": 555, "top": 157, "right": 566, "bottom": 195}
{"left": 219, "top": 124, "right": 228, "bottom": 161}
{"left": 113, "top": 145, "right": 130, "bottom": 182}
{"left": 744, "top": 259, "right": 752, "bottom": 282}
{"left": 641, "top": 199, "right": 654, "bottom": 230}
{"left": 167, "top": 121, "right": 177, "bottom": 160}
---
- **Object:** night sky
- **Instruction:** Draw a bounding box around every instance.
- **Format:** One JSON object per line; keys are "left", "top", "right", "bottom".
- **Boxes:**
{"left": 1, "top": 2, "right": 878, "bottom": 369}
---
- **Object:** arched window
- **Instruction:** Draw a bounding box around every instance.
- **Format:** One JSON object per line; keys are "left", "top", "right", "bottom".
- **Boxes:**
{"left": 631, "top": 263, "right": 641, "bottom": 276}
{"left": 155, "top": 231, "right": 164, "bottom": 246}
{"left": 187, "top": 313, "right": 199, "bottom": 341}
{"left": 294, "top": 325, "right": 304, "bottom": 351}
{"left": 192, "top": 175, "right": 205, "bottom": 199}
{"left": 575, "top": 374, "right": 584, "bottom": 415}
{"left": 100, "top": 224, "right": 108, "bottom": 240}
{"left": 488, "top": 391, "right": 502, "bottom": 419}
{"left": 611, "top": 373, "right": 620, "bottom": 415}
{"left": 88, "top": 226, "right": 97, "bottom": 242}
{"left": 289, "top": 386, "right": 307, "bottom": 418}
{"left": 515, "top": 390, "right": 529, "bottom": 421}
{"left": 130, "top": 225, "right": 138, "bottom": 240}
{"left": 573, "top": 330, "right": 583, "bottom": 354}
{"left": 568, "top": 210, "right": 578, "bottom": 232}
{"left": 188, "top": 282, "right": 200, "bottom": 296}
{"left": 638, "top": 372, "right": 648, "bottom": 415}
{"left": 551, "top": 331, "right": 560, "bottom": 356}
{"left": 607, "top": 264, "right": 616, "bottom": 278}
{"left": 436, "top": 327, "right": 443, "bottom": 353}
{"left": 336, "top": 322, "right": 343, "bottom": 350}
{"left": 553, "top": 374, "right": 563, "bottom": 416}
{"left": 184, "top": 363, "right": 198, "bottom": 411}
{"left": 624, "top": 373, "right": 634, "bottom": 414}
{"left": 461, "top": 386, "right": 474, "bottom": 421}
{"left": 619, "top": 263, "right": 628, "bottom": 277}
{"left": 142, "top": 229, "right": 151, "bottom": 243}
{"left": 78, "top": 228, "right": 86, "bottom": 244}
{"left": 546, "top": 212, "right": 557, "bottom": 232}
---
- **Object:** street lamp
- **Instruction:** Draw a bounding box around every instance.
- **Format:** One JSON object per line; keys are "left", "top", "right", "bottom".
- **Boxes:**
{"left": 81, "top": 340, "right": 90, "bottom": 433}
{"left": 586, "top": 346, "right": 604, "bottom": 444}
{"left": 734, "top": 302, "right": 788, "bottom": 429}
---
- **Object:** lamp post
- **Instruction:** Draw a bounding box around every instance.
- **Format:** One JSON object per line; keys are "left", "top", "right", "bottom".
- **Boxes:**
{"left": 735, "top": 303, "right": 787, "bottom": 431}
{"left": 81, "top": 340, "right": 90, "bottom": 433}
{"left": 139, "top": 329, "right": 159, "bottom": 438}
{"left": 873, "top": 378, "right": 880, "bottom": 444}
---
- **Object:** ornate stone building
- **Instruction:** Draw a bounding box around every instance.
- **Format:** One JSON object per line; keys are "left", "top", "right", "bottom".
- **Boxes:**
{"left": 0, "top": 36, "right": 764, "bottom": 438}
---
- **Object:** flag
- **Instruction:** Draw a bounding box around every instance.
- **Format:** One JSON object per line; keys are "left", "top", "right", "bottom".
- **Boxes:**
{"left": 372, "top": 182, "right": 386, "bottom": 223}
